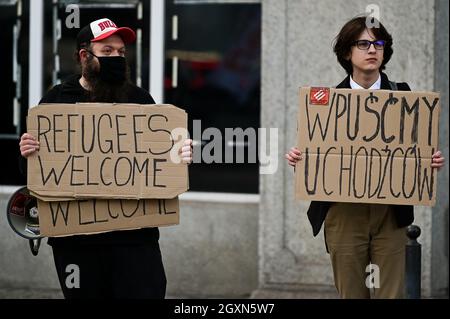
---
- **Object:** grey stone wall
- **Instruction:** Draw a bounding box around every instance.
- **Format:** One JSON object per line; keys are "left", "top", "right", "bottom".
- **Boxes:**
{"left": 161, "top": 195, "right": 259, "bottom": 298}
{"left": 432, "top": 0, "right": 449, "bottom": 298}
{"left": 0, "top": 188, "right": 60, "bottom": 292}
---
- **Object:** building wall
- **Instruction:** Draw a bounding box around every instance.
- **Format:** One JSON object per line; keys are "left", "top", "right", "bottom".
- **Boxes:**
{"left": 432, "top": 0, "right": 449, "bottom": 297}
{"left": 161, "top": 194, "right": 259, "bottom": 298}
{"left": 0, "top": 187, "right": 60, "bottom": 292}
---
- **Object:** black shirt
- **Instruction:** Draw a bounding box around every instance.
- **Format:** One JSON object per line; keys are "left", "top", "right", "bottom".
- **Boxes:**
{"left": 25, "top": 74, "right": 161, "bottom": 246}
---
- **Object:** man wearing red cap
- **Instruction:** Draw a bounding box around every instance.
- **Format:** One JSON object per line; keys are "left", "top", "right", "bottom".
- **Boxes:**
{"left": 19, "top": 18, "right": 193, "bottom": 299}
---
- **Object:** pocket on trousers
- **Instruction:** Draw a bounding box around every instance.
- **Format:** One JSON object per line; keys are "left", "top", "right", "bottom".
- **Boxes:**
{"left": 324, "top": 204, "right": 338, "bottom": 230}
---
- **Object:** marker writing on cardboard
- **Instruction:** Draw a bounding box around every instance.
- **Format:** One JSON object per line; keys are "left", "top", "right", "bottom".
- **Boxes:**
{"left": 303, "top": 145, "right": 435, "bottom": 201}
{"left": 35, "top": 112, "right": 177, "bottom": 189}
{"left": 49, "top": 199, "right": 177, "bottom": 227}
{"left": 300, "top": 89, "right": 439, "bottom": 204}
{"left": 304, "top": 92, "right": 438, "bottom": 145}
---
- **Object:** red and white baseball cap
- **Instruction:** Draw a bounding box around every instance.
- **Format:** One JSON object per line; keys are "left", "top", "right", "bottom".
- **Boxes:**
{"left": 76, "top": 18, "right": 136, "bottom": 49}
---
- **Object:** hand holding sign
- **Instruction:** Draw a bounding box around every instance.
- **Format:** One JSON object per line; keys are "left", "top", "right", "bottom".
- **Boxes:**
{"left": 27, "top": 103, "right": 189, "bottom": 200}
{"left": 295, "top": 87, "right": 442, "bottom": 206}
{"left": 25, "top": 103, "right": 189, "bottom": 237}
{"left": 286, "top": 147, "right": 302, "bottom": 167}
{"left": 288, "top": 147, "right": 445, "bottom": 171}
{"left": 19, "top": 133, "right": 40, "bottom": 158}
{"left": 180, "top": 139, "right": 193, "bottom": 164}
{"left": 431, "top": 151, "right": 445, "bottom": 170}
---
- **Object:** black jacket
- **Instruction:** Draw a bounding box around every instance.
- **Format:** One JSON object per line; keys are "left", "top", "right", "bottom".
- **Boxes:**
{"left": 306, "top": 72, "right": 415, "bottom": 237}
{"left": 22, "top": 75, "right": 161, "bottom": 246}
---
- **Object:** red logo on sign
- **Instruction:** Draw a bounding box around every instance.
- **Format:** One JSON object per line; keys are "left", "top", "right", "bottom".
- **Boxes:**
{"left": 310, "top": 87, "right": 330, "bottom": 105}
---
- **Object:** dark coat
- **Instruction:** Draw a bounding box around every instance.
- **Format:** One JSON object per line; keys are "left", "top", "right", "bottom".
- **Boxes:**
{"left": 306, "top": 72, "right": 415, "bottom": 237}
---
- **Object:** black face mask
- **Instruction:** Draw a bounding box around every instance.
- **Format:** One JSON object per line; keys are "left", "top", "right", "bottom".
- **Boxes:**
{"left": 88, "top": 52, "right": 127, "bottom": 84}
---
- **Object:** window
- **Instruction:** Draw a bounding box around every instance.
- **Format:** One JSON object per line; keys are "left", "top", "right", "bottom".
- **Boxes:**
{"left": 164, "top": 1, "right": 261, "bottom": 194}
{"left": 0, "top": 0, "right": 29, "bottom": 185}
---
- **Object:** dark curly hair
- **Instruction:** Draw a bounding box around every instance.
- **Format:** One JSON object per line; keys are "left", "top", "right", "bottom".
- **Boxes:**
{"left": 333, "top": 15, "right": 393, "bottom": 75}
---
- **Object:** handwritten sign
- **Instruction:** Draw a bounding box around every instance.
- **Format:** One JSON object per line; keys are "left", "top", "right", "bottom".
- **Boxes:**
{"left": 296, "top": 88, "right": 440, "bottom": 206}
{"left": 38, "top": 198, "right": 179, "bottom": 237}
{"left": 27, "top": 103, "right": 189, "bottom": 200}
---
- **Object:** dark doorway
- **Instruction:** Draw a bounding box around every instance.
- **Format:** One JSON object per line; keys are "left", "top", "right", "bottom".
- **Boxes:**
{"left": 164, "top": 2, "right": 261, "bottom": 194}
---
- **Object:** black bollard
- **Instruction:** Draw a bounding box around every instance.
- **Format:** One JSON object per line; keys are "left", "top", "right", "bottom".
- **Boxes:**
{"left": 405, "top": 225, "right": 421, "bottom": 299}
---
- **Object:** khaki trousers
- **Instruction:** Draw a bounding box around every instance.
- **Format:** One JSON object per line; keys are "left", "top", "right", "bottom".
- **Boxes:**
{"left": 324, "top": 203, "right": 408, "bottom": 299}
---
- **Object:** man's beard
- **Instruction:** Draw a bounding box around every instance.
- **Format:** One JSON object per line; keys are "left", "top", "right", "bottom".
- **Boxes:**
{"left": 82, "top": 57, "right": 131, "bottom": 103}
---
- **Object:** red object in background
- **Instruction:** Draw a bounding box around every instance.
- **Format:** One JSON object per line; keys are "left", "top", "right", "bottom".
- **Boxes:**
{"left": 10, "top": 193, "right": 28, "bottom": 217}
{"left": 310, "top": 87, "right": 330, "bottom": 105}
{"left": 165, "top": 59, "right": 221, "bottom": 90}
{"left": 189, "top": 60, "right": 220, "bottom": 90}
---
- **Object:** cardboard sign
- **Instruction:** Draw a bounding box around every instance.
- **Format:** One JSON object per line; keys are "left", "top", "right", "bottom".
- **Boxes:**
{"left": 37, "top": 197, "right": 179, "bottom": 237}
{"left": 296, "top": 88, "right": 440, "bottom": 206}
{"left": 27, "top": 103, "right": 189, "bottom": 200}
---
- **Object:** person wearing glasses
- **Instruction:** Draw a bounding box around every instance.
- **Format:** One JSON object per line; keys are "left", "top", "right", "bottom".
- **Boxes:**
{"left": 285, "top": 16, "right": 445, "bottom": 299}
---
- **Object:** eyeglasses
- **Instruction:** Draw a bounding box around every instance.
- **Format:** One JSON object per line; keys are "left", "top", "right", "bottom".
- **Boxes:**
{"left": 353, "top": 40, "right": 386, "bottom": 50}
